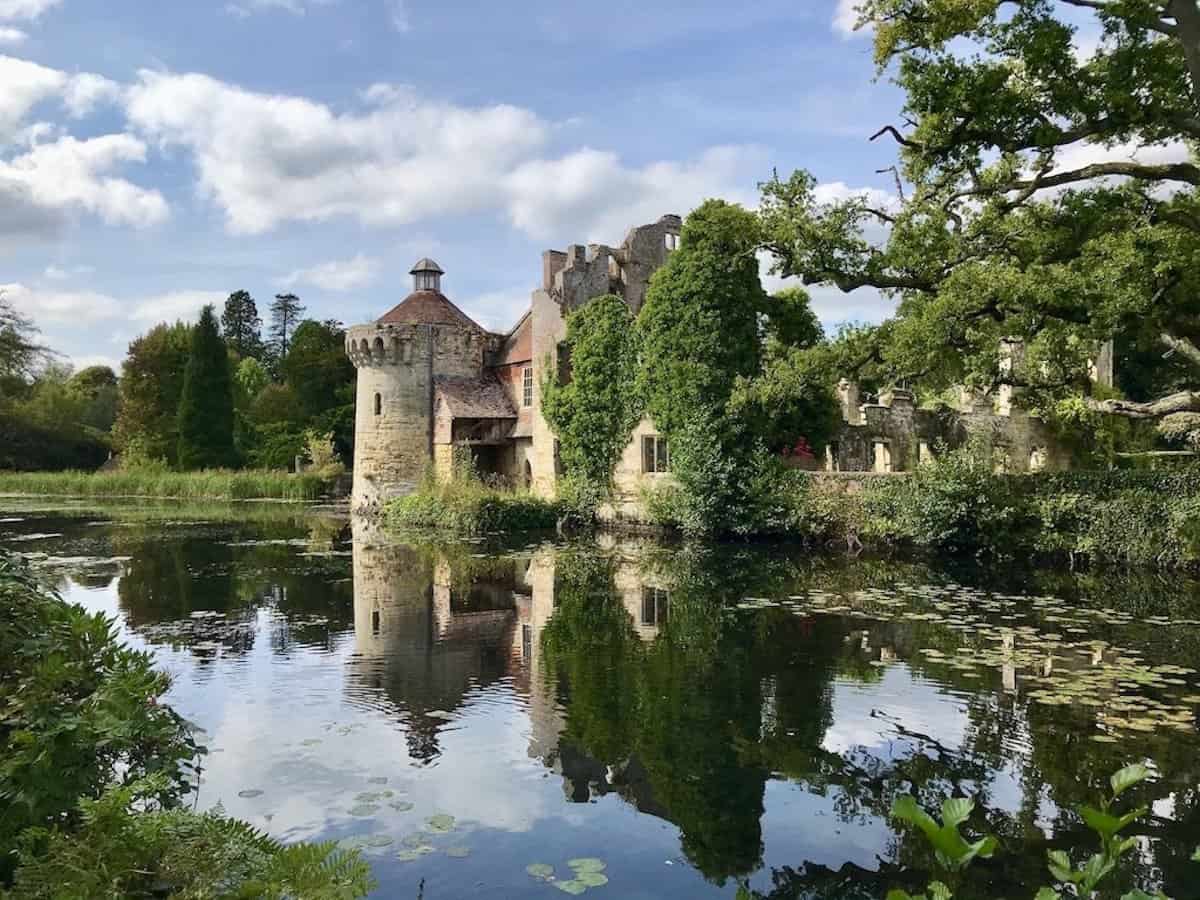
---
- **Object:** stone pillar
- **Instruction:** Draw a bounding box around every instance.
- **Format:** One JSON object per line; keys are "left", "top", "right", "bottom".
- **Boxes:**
{"left": 838, "top": 379, "right": 862, "bottom": 425}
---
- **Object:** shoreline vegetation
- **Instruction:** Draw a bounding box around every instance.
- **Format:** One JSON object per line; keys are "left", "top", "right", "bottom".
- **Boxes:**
{"left": 382, "top": 449, "right": 1200, "bottom": 571}
{"left": 0, "top": 468, "right": 334, "bottom": 502}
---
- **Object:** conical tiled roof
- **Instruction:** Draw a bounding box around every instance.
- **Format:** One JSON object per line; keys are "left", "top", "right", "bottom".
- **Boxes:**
{"left": 377, "top": 290, "right": 484, "bottom": 331}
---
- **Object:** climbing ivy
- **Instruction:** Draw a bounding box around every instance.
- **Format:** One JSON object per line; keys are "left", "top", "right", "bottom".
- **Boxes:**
{"left": 541, "top": 293, "right": 641, "bottom": 503}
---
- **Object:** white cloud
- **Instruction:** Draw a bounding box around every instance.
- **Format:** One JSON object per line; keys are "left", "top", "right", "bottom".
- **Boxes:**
{"left": 833, "top": 0, "right": 865, "bottom": 37}
{"left": 0, "top": 0, "right": 60, "bottom": 21}
{"left": 503, "top": 144, "right": 765, "bottom": 242}
{"left": 125, "top": 70, "right": 548, "bottom": 235}
{"left": 0, "top": 54, "right": 65, "bottom": 139}
{"left": 0, "top": 133, "right": 168, "bottom": 227}
{"left": 0, "top": 26, "right": 25, "bottom": 43}
{"left": 279, "top": 253, "right": 379, "bottom": 292}
{"left": 62, "top": 73, "right": 122, "bottom": 118}
{"left": 2, "top": 282, "right": 224, "bottom": 332}
{"left": 387, "top": 0, "right": 410, "bottom": 32}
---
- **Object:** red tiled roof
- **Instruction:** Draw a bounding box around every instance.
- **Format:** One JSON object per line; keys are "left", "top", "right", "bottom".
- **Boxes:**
{"left": 377, "top": 290, "right": 483, "bottom": 331}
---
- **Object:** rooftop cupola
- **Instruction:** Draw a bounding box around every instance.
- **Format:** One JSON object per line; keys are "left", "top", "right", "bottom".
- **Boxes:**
{"left": 410, "top": 257, "right": 444, "bottom": 293}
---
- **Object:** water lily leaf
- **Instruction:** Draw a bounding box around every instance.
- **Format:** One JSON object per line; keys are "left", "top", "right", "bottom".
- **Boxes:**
{"left": 554, "top": 881, "right": 587, "bottom": 895}
{"left": 526, "top": 863, "right": 555, "bottom": 880}
{"left": 389, "top": 800, "right": 414, "bottom": 812}
{"left": 368, "top": 776, "right": 389, "bottom": 785}
{"left": 348, "top": 803, "right": 380, "bottom": 816}
{"left": 237, "top": 789, "right": 264, "bottom": 799}
{"left": 567, "top": 858, "right": 606, "bottom": 873}
{"left": 577, "top": 871, "right": 609, "bottom": 887}
{"left": 402, "top": 833, "right": 433, "bottom": 849}
{"left": 446, "top": 846, "right": 470, "bottom": 858}
{"left": 426, "top": 814, "right": 455, "bottom": 832}
{"left": 365, "top": 835, "right": 394, "bottom": 848}
{"left": 396, "top": 849, "right": 424, "bottom": 862}
{"left": 355, "top": 792, "right": 383, "bottom": 803}
{"left": 1110, "top": 764, "right": 1150, "bottom": 798}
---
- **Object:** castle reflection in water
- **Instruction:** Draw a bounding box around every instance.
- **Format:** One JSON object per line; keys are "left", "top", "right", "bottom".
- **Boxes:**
{"left": 348, "top": 521, "right": 672, "bottom": 781}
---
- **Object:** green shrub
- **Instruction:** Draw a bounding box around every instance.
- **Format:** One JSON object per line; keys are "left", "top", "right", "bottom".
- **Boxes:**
{"left": 385, "top": 472, "right": 560, "bottom": 534}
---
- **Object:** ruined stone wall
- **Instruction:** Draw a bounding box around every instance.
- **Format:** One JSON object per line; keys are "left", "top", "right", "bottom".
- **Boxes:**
{"left": 829, "top": 388, "right": 1069, "bottom": 473}
{"left": 529, "top": 287, "right": 567, "bottom": 498}
{"left": 615, "top": 215, "right": 681, "bottom": 315}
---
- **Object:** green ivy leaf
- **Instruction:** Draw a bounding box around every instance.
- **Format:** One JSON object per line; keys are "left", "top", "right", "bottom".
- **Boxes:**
{"left": 1034, "top": 889, "right": 1061, "bottom": 900}
{"left": 1109, "top": 764, "right": 1150, "bottom": 799}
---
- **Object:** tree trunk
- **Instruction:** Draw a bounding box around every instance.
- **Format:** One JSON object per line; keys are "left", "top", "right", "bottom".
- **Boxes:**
{"left": 1086, "top": 390, "right": 1200, "bottom": 419}
{"left": 1168, "top": 0, "right": 1200, "bottom": 113}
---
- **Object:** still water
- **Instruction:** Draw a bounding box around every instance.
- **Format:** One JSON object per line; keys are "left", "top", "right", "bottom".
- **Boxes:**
{"left": 3, "top": 500, "right": 1200, "bottom": 899}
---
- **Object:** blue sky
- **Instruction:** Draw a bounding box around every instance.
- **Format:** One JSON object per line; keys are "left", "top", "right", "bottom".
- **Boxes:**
{"left": 2, "top": 0, "right": 905, "bottom": 370}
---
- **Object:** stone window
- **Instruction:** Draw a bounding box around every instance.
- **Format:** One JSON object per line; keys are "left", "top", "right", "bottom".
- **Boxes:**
{"left": 872, "top": 440, "right": 891, "bottom": 473}
{"left": 642, "top": 435, "right": 670, "bottom": 473}
{"left": 919, "top": 441, "right": 933, "bottom": 465}
{"left": 374, "top": 393, "right": 382, "bottom": 417}
{"left": 522, "top": 367, "right": 534, "bottom": 407}
{"left": 664, "top": 232, "right": 679, "bottom": 251}
{"left": 641, "top": 587, "right": 669, "bottom": 626}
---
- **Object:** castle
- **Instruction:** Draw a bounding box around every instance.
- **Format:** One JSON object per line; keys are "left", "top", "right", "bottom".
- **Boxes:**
{"left": 346, "top": 215, "right": 1092, "bottom": 514}
{"left": 345, "top": 215, "right": 682, "bottom": 512}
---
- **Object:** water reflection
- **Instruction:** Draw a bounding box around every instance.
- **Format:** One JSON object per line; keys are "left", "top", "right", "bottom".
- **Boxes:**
{"left": 3, "top": 504, "right": 1200, "bottom": 899}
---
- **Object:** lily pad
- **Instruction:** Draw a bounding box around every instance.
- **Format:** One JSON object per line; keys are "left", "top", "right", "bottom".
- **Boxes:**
{"left": 348, "top": 803, "right": 380, "bottom": 817}
{"left": 403, "top": 833, "right": 434, "bottom": 849}
{"left": 300, "top": 738, "right": 322, "bottom": 747}
{"left": 554, "top": 881, "right": 588, "bottom": 895}
{"left": 367, "top": 776, "right": 389, "bottom": 784}
{"left": 567, "top": 858, "right": 606, "bottom": 873}
{"left": 389, "top": 800, "right": 414, "bottom": 812}
{"left": 577, "top": 872, "right": 609, "bottom": 887}
{"left": 237, "top": 789, "right": 264, "bottom": 799}
{"left": 446, "top": 846, "right": 471, "bottom": 858}
{"left": 354, "top": 791, "right": 383, "bottom": 803}
{"left": 396, "top": 849, "right": 424, "bottom": 863}
{"left": 426, "top": 813, "right": 456, "bottom": 833}
{"left": 365, "top": 835, "right": 394, "bottom": 848}
{"left": 526, "top": 863, "right": 555, "bottom": 880}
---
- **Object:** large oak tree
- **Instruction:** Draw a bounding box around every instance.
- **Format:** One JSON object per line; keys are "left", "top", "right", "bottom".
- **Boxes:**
{"left": 760, "top": 0, "right": 1200, "bottom": 445}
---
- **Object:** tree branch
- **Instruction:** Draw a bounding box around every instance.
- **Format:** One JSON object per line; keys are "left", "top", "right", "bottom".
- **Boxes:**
{"left": 1161, "top": 331, "right": 1200, "bottom": 370}
{"left": 1086, "top": 390, "right": 1200, "bottom": 418}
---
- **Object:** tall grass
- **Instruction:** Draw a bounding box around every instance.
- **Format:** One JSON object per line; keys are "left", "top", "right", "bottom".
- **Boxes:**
{"left": 0, "top": 468, "right": 328, "bottom": 501}
{"left": 385, "top": 463, "right": 560, "bottom": 534}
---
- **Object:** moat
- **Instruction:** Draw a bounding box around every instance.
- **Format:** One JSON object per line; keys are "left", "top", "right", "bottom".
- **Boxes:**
{"left": 3, "top": 500, "right": 1200, "bottom": 899}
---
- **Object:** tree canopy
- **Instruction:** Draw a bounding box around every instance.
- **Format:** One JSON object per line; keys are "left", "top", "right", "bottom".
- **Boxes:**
{"left": 221, "top": 290, "right": 263, "bottom": 360}
{"left": 760, "top": 0, "right": 1200, "bottom": 447}
{"left": 113, "top": 322, "right": 193, "bottom": 465}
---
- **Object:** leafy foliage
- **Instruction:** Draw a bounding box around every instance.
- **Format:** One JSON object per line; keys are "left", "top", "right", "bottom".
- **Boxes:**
{"left": 267, "top": 292, "right": 305, "bottom": 368}
{"left": 177, "top": 305, "right": 238, "bottom": 470}
{"left": 541, "top": 294, "right": 641, "bottom": 502}
{"left": 386, "top": 462, "right": 560, "bottom": 534}
{"left": 761, "top": 0, "right": 1200, "bottom": 438}
{"left": 221, "top": 289, "right": 264, "bottom": 360}
{"left": 113, "top": 321, "right": 193, "bottom": 467}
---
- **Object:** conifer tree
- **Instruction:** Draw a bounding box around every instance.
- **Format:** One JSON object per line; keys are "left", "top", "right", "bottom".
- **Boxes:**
{"left": 177, "top": 305, "right": 237, "bottom": 470}
{"left": 220, "top": 290, "right": 263, "bottom": 359}
{"left": 268, "top": 293, "right": 305, "bottom": 364}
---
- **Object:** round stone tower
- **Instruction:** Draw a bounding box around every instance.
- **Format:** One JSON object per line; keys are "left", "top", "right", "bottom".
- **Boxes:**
{"left": 345, "top": 259, "right": 491, "bottom": 510}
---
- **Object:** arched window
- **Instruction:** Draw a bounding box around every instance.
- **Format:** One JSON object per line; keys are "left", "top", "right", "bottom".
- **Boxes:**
{"left": 374, "top": 393, "right": 382, "bottom": 417}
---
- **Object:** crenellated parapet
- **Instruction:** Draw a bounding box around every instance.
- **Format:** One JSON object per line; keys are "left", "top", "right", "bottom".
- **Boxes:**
{"left": 346, "top": 323, "right": 421, "bottom": 369}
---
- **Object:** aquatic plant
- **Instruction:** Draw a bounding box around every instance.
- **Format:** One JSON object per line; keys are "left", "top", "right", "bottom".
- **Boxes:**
{"left": 384, "top": 466, "right": 560, "bottom": 534}
{"left": 887, "top": 764, "right": 1194, "bottom": 900}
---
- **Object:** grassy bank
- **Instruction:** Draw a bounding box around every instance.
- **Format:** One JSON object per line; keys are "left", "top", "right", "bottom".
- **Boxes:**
{"left": 0, "top": 468, "right": 329, "bottom": 501}
{"left": 385, "top": 477, "right": 560, "bottom": 534}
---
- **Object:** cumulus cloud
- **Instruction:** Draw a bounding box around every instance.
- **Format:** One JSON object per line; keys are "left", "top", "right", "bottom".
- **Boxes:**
{"left": 0, "top": 0, "right": 60, "bottom": 21}
{"left": 504, "top": 145, "right": 765, "bottom": 242}
{"left": 125, "top": 71, "right": 548, "bottom": 234}
{"left": 0, "top": 54, "right": 66, "bottom": 139}
{"left": 62, "top": 73, "right": 123, "bottom": 118}
{"left": 279, "top": 253, "right": 379, "bottom": 292}
{"left": 0, "top": 134, "right": 168, "bottom": 227}
{"left": 0, "top": 26, "right": 25, "bottom": 43}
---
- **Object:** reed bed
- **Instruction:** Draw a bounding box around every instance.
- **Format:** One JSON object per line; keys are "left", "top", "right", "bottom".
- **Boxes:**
{"left": 0, "top": 469, "right": 327, "bottom": 501}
